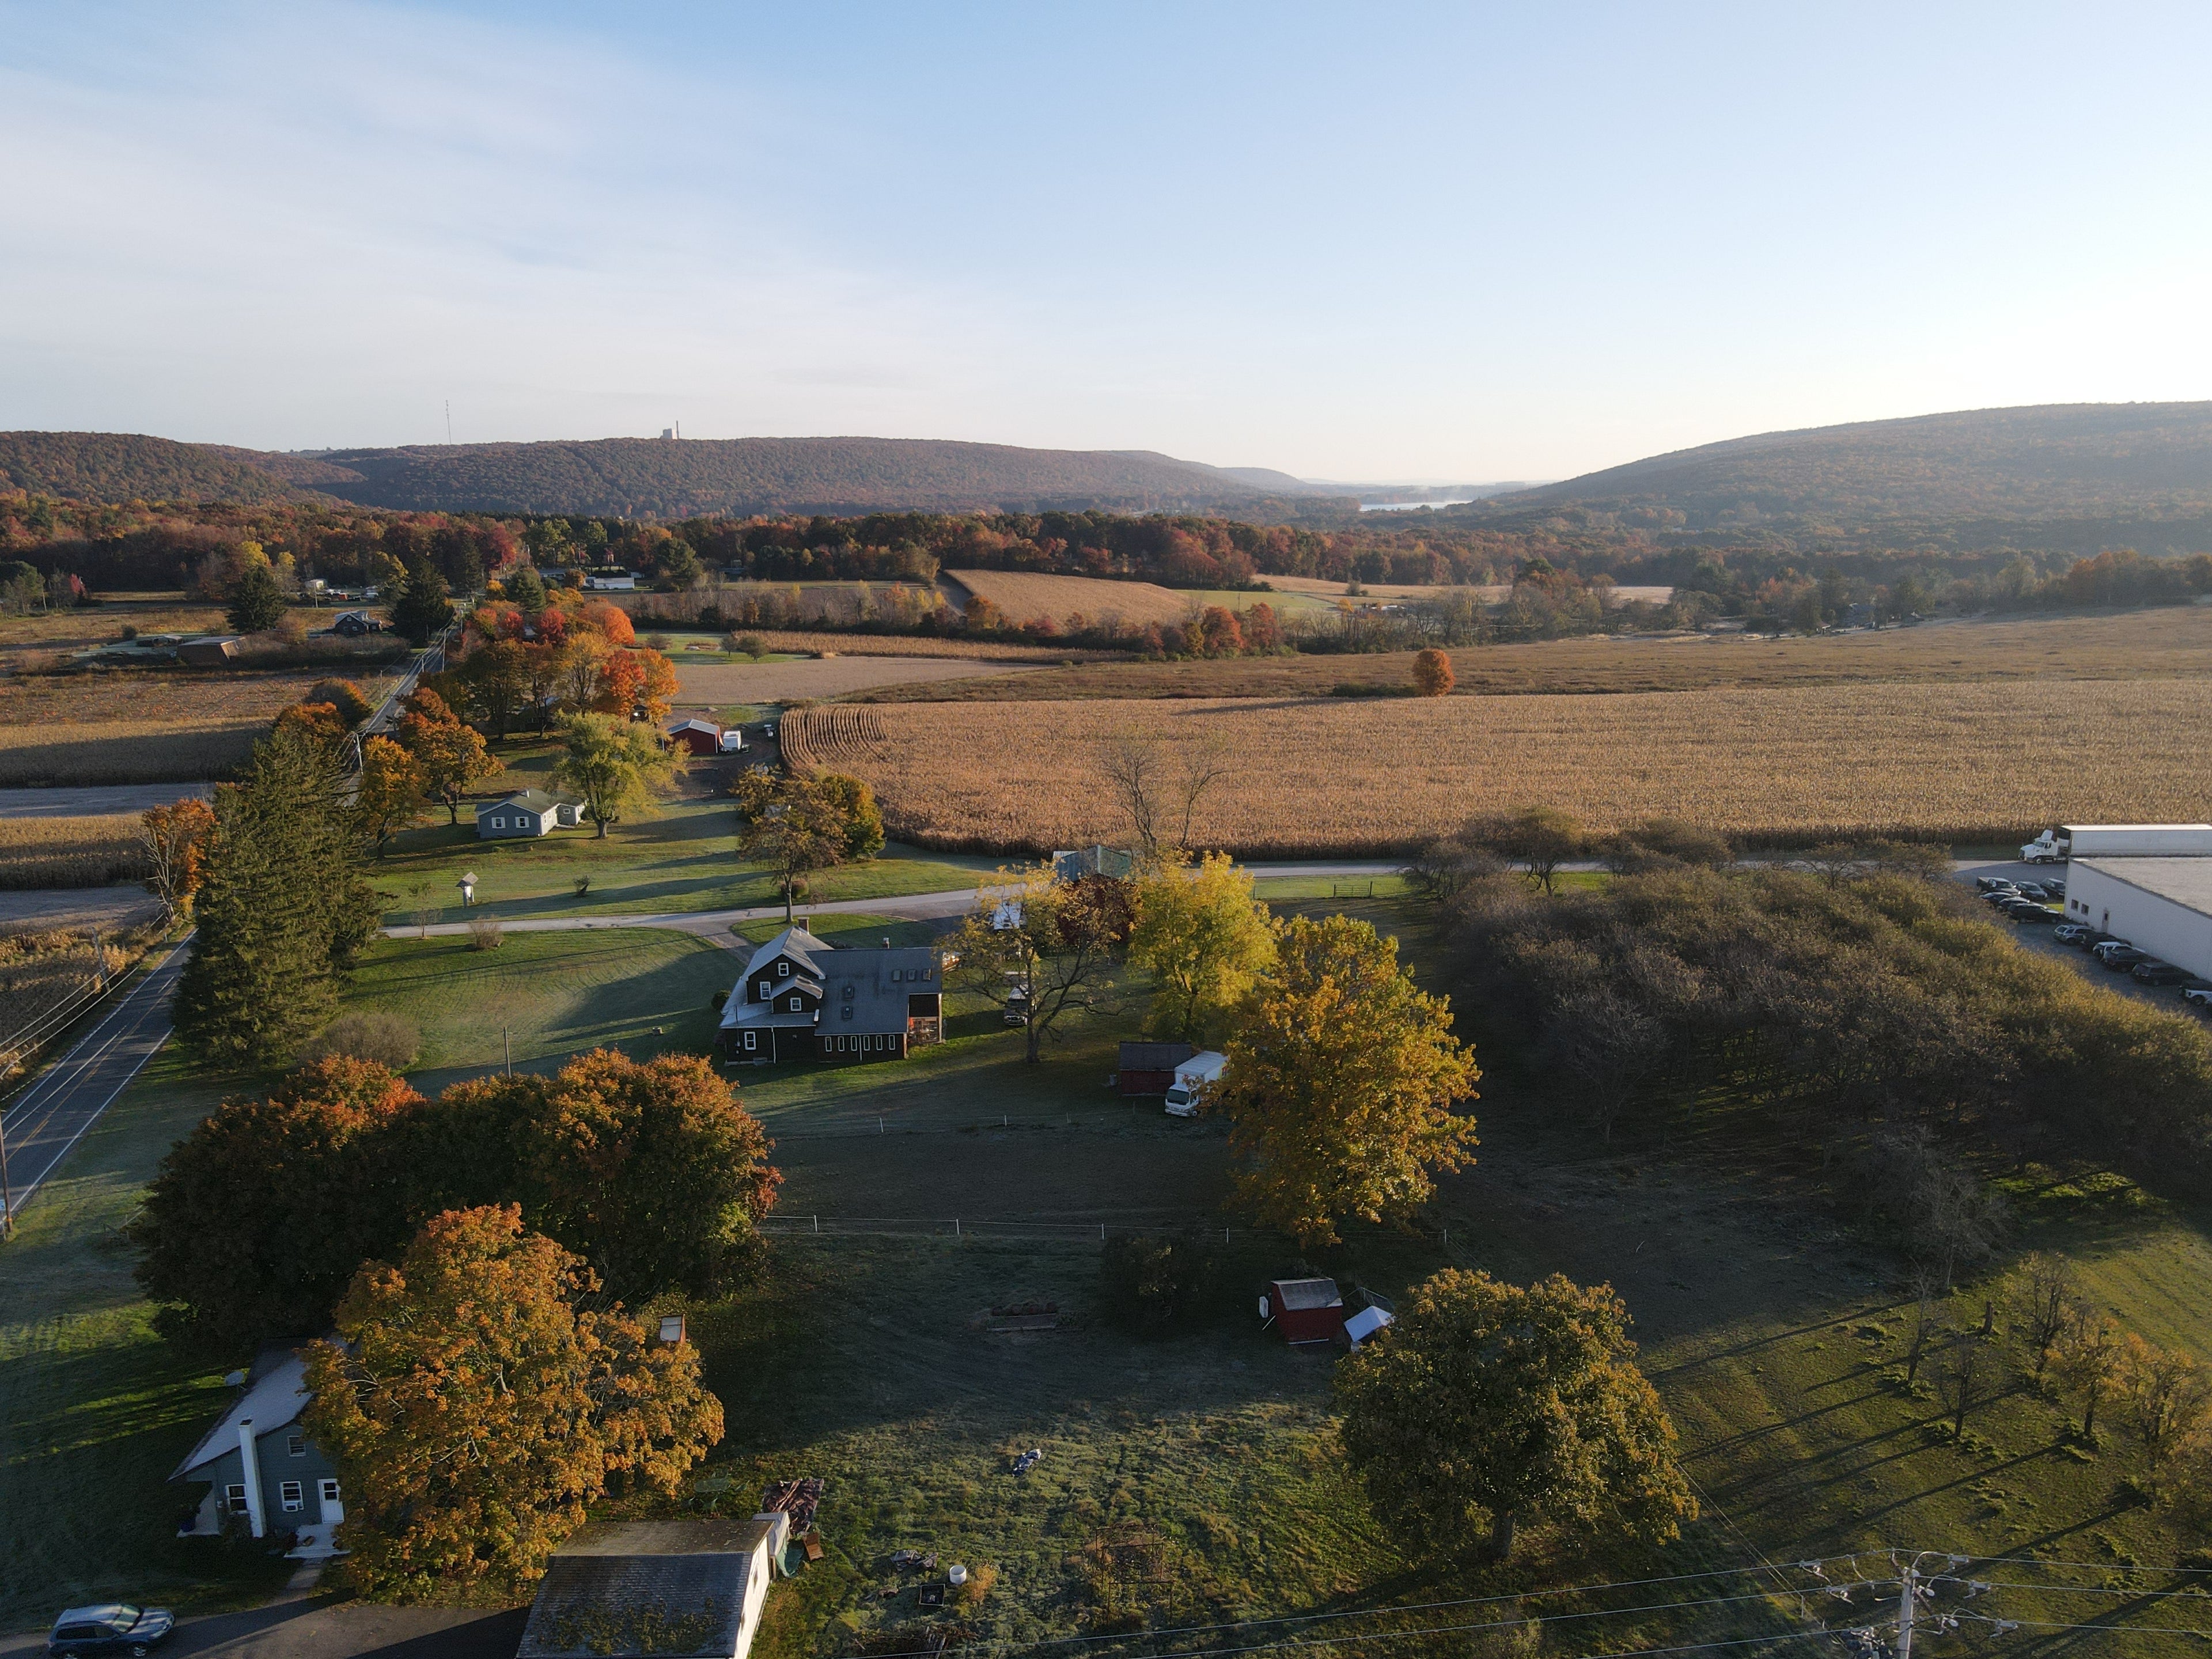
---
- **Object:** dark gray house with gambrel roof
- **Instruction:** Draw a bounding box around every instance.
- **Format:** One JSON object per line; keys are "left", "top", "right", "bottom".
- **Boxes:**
{"left": 717, "top": 926, "right": 943, "bottom": 1065}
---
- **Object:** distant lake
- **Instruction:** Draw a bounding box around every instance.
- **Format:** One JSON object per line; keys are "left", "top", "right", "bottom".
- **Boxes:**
{"left": 1358, "top": 498, "right": 1478, "bottom": 512}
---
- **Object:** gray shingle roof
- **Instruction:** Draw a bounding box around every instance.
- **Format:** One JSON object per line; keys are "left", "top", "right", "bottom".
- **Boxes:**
{"left": 519, "top": 1520, "right": 774, "bottom": 1659}
{"left": 722, "top": 931, "right": 942, "bottom": 1037}
{"left": 484, "top": 789, "right": 568, "bottom": 815}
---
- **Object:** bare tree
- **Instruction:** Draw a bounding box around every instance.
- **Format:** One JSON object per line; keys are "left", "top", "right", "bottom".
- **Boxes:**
{"left": 1100, "top": 735, "right": 1228, "bottom": 859}
{"left": 1546, "top": 986, "right": 1666, "bottom": 1141}
{"left": 1935, "top": 1328, "right": 1990, "bottom": 1434}
{"left": 1904, "top": 1270, "right": 1941, "bottom": 1384}
{"left": 2010, "top": 1252, "right": 2079, "bottom": 1383}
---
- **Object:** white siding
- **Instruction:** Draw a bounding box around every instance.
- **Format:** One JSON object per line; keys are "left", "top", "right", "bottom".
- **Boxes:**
{"left": 2066, "top": 864, "right": 2212, "bottom": 978}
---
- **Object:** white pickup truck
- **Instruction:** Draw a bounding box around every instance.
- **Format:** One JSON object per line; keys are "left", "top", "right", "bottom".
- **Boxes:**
{"left": 1164, "top": 1051, "right": 1226, "bottom": 1118}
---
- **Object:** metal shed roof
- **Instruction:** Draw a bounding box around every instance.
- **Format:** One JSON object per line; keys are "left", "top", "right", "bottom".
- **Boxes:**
{"left": 518, "top": 1520, "right": 775, "bottom": 1659}
{"left": 1270, "top": 1278, "right": 1343, "bottom": 1312}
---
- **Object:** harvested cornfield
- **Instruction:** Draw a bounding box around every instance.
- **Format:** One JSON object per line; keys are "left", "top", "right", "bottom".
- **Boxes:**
{"left": 0, "top": 929, "right": 138, "bottom": 1056}
{"left": 944, "top": 570, "right": 1202, "bottom": 629}
{"left": 0, "top": 815, "right": 153, "bottom": 889}
{"left": 711, "top": 630, "right": 1116, "bottom": 662}
{"left": 673, "top": 657, "right": 1040, "bottom": 704}
{"left": 0, "top": 722, "right": 264, "bottom": 787}
{"left": 782, "top": 681, "right": 2212, "bottom": 854}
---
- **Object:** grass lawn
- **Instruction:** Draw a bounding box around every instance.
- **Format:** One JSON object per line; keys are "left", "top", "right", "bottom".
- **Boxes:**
{"left": 339, "top": 929, "right": 737, "bottom": 1093}
{"left": 367, "top": 744, "right": 995, "bottom": 923}
{"left": 0, "top": 1044, "right": 294, "bottom": 1633}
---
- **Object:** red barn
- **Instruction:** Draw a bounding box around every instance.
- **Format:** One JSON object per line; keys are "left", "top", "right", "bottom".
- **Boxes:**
{"left": 1116, "top": 1041, "right": 1196, "bottom": 1096}
{"left": 665, "top": 717, "right": 725, "bottom": 756}
{"left": 1264, "top": 1278, "right": 1346, "bottom": 1346}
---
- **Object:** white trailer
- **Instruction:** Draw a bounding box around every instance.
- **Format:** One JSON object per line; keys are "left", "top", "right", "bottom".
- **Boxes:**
{"left": 2021, "top": 824, "right": 2212, "bottom": 863}
{"left": 1164, "top": 1051, "right": 1226, "bottom": 1118}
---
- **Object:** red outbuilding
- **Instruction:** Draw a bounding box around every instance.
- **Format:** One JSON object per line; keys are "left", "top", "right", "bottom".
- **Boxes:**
{"left": 1264, "top": 1278, "right": 1346, "bottom": 1346}
{"left": 1116, "top": 1041, "right": 1197, "bottom": 1096}
{"left": 665, "top": 717, "right": 725, "bottom": 756}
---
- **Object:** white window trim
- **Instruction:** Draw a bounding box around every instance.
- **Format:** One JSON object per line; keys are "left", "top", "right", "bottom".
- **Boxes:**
{"left": 320, "top": 1478, "right": 341, "bottom": 1503}
{"left": 279, "top": 1480, "right": 304, "bottom": 1512}
{"left": 743, "top": 1031, "right": 756, "bottom": 1051}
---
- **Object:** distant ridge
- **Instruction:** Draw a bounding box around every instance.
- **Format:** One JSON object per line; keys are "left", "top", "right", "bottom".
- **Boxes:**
{"left": 1481, "top": 402, "right": 2212, "bottom": 533}
{"left": 0, "top": 431, "right": 1337, "bottom": 518}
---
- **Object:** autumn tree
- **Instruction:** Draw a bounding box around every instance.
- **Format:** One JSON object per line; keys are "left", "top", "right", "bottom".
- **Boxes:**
{"left": 554, "top": 711, "right": 680, "bottom": 837}
{"left": 1411, "top": 647, "right": 1455, "bottom": 696}
{"left": 1336, "top": 1268, "right": 1695, "bottom": 1560}
{"left": 2118, "top": 1337, "right": 2211, "bottom": 1473}
{"left": 274, "top": 700, "right": 349, "bottom": 755}
{"left": 950, "top": 865, "right": 1131, "bottom": 1063}
{"left": 397, "top": 688, "right": 503, "bottom": 824}
{"left": 131, "top": 1058, "right": 428, "bottom": 1351}
{"left": 458, "top": 638, "right": 531, "bottom": 737}
{"left": 357, "top": 734, "right": 429, "bottom": 855}
{"left": 227, "top": 562, "right": 288, "bottom": 633}
{"left": 140, "top": 796, "right": 217, "bottom": 925}
{"left": 304, "top": 1205, "right": 724, "bottom": 1600}
{"left": 593, "top": 649, "right": 647, "bottom": 719}
{"left": 1215, "top": 914, "right": 1479, "bottom": 1247}
{"left": 632, "top": 648, "right": 680, "bottom": 725}
{"left": 732, "top": 767, "right": 851, "bottom": 921}
{"left": 2010, "top": 1252, "right": 2080, "bottom": 1383}
{"left": 814, "top": 772, "right": 886, "bottom": 860}
{"left": 1127, "top": 850, "right": 1274, "bottom": 1044}
{"left": 2052, "top": 1306, "right": 2127, "bottom": 1438}
{"left": 173, "top": 729, "right": 381, "bottom": 1070}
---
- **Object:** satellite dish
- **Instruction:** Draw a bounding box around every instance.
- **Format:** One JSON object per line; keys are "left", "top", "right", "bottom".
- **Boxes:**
{"left": 222, "top": 1370, "right": 247, "bottom": 1388}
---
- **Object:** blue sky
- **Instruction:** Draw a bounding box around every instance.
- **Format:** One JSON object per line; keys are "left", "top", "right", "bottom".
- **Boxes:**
{"left": 3, "top": 2, "right": 2210, "bottom": 480}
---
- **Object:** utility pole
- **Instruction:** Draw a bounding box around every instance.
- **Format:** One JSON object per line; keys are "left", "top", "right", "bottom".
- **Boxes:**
{"left": 0, "top": 1112, "right": 14, "bottom": 1241}
{"left": 1896, "top": 1558, "right": 1916, "bottom": 1659}
{"left": 503, "top": 1027, "right": 512, "bottom": 1075}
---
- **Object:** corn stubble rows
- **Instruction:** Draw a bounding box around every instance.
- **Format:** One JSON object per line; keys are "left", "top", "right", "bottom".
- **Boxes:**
{"left": 785, "top": 681, "right": 2212, "bottom": 853}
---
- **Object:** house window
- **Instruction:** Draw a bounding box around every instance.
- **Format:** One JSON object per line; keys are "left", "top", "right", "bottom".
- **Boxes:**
{"left": 320, "top": 1479, "right": 340, "bottom": 1505}
{"left": 287, "top": 1434, "right": 305, "bottom": 1457}
{"left": 922, "top": 967, "right": 932, "bottom": 980}
{"left": 225, "top": 1483, "right": 248, "bottom": 1513}
{"left": 892, "top": 968, "right": 903, "bottom": 982}
{"left": 280, "top": 1480, "right": 304, "bottom": 1513}
{"left": 490, "top": 817, "right": 504, "bottom": 828}
{"left": 789, "top": 995, "right": 802, "bottom": 1011}
{"left": 778, "top": 961, "right": 790, "bottom": 977}
{"left": 743, "top": 1031, "right": 756, "bottom": 1051}
{"left": 757, "top": 980, "right": 770, "bottom": 998}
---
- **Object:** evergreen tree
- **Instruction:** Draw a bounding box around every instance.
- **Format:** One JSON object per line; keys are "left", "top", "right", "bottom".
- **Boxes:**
{"left": 174, "top": 728, "right": 380, "bottom": 1069}
{"left": 391, "top": 562, "right": 455, "bottom": 646}
{"left": 503, "top": 565, "right": 548, "bottom": 616}
{"left": 226, "top": 563, "right": 289, "bottom": 633}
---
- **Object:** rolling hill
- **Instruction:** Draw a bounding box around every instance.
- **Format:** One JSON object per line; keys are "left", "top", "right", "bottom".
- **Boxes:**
{"left": 1479, "top": 402, "right": 2212, "bottom": 548}
{"left": 0, "top": 431, "right": 1326, "bottom": 518}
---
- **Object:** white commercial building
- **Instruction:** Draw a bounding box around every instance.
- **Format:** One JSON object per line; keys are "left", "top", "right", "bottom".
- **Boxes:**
{"left": 2065, "top": 858, "right": 2212, "bottom": 980}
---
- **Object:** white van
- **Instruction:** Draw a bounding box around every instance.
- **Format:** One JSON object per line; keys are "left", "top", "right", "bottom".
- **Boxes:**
{"left": 1164, "top": 1051, "right": 1226, "bottom": 1118}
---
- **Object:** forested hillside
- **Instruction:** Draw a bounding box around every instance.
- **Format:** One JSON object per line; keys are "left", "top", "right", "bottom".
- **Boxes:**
{"left": 1476, "top": 402, "right": 2212, "bottom": 552}
{"left": 0, "top": 431, "right": 1324, "bottom": 518}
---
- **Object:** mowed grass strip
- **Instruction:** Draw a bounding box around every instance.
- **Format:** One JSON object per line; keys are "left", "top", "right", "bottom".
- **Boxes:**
{"left": 785, "top": 679, "right": 2212, "bottom": 854}
{"left": 0, "top": 814, "right": 151, "bottom": 889}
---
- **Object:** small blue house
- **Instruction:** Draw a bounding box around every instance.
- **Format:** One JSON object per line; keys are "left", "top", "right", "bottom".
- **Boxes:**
{"left": 172, "top": 1344, "right": 344, "bottom": 1556}
{"left": 477, "top": 789, "right": 582, "bottom": 839}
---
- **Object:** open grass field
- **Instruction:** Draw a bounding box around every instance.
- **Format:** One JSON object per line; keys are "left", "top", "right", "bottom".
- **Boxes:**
{"left": 853, "top": 605, "right": 2212, "bottom": 704}
{"left": 943, "top": 569, "right": 1207, "bottom": 628}
{"left": 0, "top": 599, "right": 228, "bottom": 663}
{"left": 0, "top": 815, "right": 149, "bottom": 889}
{"left": 672, "top": 657, "right": 1041, "bottom": 705}
{"left": 786, "top": 679, "right": 2212, "bottom": 853}
{"left": 627, "top": 623, "right": 1118, "bottom": 662}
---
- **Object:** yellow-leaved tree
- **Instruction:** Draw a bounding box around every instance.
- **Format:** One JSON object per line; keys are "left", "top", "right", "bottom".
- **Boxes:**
{"left": 1214, "top": 913, "right": 1478, "bottom": 1245}
{"left": 1127, "top": 850, "right": 1275, "bottom": 1044}
{"left": 304, "top": 1204, "right": 723, "bottom": 1601}
{"left": 355, "top": 734, "right": 427, "bottom": 855}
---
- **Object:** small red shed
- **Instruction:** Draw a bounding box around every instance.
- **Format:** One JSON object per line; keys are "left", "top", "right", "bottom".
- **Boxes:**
{"left": 665, "top": 717, "right": 724, "bottom": 757}
{"left": 1117, "top": 1041, "right": 1197, "bottom": 1097}
{"left": 1264, "top": 1278, "right": 1346, "bottom": 1346}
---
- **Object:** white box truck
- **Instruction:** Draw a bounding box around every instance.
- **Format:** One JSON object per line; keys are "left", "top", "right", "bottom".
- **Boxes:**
{"left": 2021, "top": 824, "right": 2212, "bottom": 863}
{"left": 1164, "top": 1051, "right": 1226, "bottom": 1118}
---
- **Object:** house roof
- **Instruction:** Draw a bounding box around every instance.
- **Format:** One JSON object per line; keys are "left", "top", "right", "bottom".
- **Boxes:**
{"left": 1120, "top": 1041, "right": 1198, "bottom": 1070}
{"left": 172, "top": 1347, "right": 315, "bottom": 1480}
{"left": 483, "top": 789, "right": 569, "bottom": 815}
{"left": 666, "top": 717, "right": 721, "bottom": 737}
{"left": 2074, "top": 857, "right": 2212, "bottom": 920}
{"left": 1271, "top": 1278, "right": 1344, "bottom": 1312}
{"left": 518, "top": 1519, "right": 775, "bottom": 1659}
{"left": 723, "top": 933, "right": 944, "bottom": 1037}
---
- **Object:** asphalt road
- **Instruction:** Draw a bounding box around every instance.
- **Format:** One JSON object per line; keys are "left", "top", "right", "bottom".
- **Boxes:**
{"left": 0, "top": 783, "right": 212, "bottom": 820}
{"left": 0, "top": 936, "right": 191, "bottom": 1228}
{"left": 382, "top": 861, "right": 1409, "bottom": 947}
{"left": 0, "top": 1601, "right": 525, "bottom": 1659}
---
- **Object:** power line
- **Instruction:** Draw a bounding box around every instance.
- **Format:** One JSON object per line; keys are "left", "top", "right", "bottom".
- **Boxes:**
{"left": 1962, "top": 1551, "right": 2212, "bottom": 1575}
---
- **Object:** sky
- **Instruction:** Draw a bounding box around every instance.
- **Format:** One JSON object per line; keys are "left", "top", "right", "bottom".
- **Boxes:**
{"left": 4, "top": 2, "right": 2212, "bottom": 482}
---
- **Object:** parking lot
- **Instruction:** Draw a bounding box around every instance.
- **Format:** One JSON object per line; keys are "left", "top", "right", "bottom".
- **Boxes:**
{"left": 1951, "top": 858, "right": 2207, "bottom": 1015}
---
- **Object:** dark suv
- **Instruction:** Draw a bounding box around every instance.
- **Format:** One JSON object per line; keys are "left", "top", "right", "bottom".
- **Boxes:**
{"left": 49, "top": 1608, "right": 175, "bottom": 1658}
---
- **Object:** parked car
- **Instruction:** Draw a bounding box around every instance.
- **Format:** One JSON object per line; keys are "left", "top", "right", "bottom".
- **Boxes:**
{"left": 1975, "top": 875, "right": 2016, "bottom": 893}
{"left": 49, "top": 1607, "right": 174, "bottom": 1658}
{"left": 2183, "top": 986, "right": 2212, "bottom": 1012}
{"left": 2073, "top": 930, "right": 2122, "bottom": 950}
{"left": 2008, "top": 904, "right": 2060, "bottom": 924}
{"left": 1982, "top": 889, "right": 2021, "bottom": 907}
{"left": 2052, "top": 922, "right": 2094, "bottom": 943}
{"left": 2100, "top": 948, "right": 2152, "bottom": 971}
{"left": 2014, "top": 882, "right": 2052, "bottom": 902}
{"left": 2132, "top": 961, "right": 2194, "bottom": 986}
{"left": 2090, "top": 939, "right": 2138, "bottom": 961}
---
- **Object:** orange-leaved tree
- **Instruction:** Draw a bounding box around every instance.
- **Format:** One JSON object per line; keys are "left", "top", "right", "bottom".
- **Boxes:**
{"left": 396, "top": 688, "right": 502, "bottom": 824}
{"left": 357, "top": 734, "right": 427, "bottom": 855}
{"left": 140, "top": 796, "right": 217, "bottom": 925}
{"left": 1215, "top": 913, "right": 1479, "bottom": 1245}
{"left": 305, "top": 1204, "right": 724, "bottom": 1600}
{"left": 1412, "top": 647, "right": 1456, "bottom": 696}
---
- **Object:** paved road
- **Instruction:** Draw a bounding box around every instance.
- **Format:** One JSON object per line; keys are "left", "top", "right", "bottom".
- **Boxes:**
{"left": 382, "top": 861, "right": 1410, "bottom": 947}
{"left": 0, "top": 1601, "right": 524, "bottom": 1659}
{"left": 0, "top": 937, "right": 190, "bottom": 1227}
{"left": 0, "top": 783, "right": 212, "bottom": 819}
